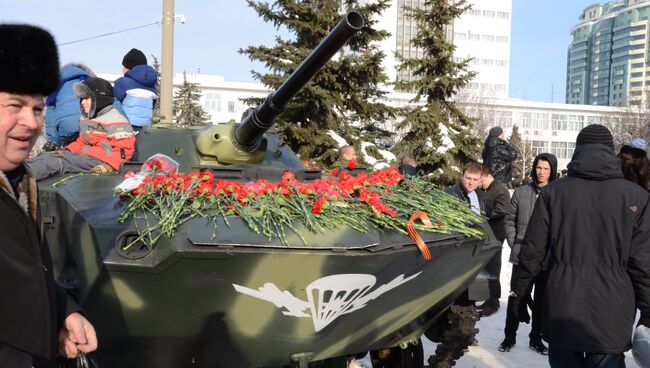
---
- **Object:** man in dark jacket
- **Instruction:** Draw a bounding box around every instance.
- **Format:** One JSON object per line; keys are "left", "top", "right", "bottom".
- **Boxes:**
{"left": 512, "top": 125, "right": 650, "bottom": 368}
{"left": 499, "top": 152, "right": 557, "bottom": 355}
{"left": 445, "top": 162, "right": 485, "bottom": 215}
{"left": 482, "top": 126, "right": 517, "bottom": 186}
{"left": 0, "top": 24, "right": 97, "bottom": 367}
{"left": 477, "top": 166, "right": 510, "bottom": 316}
{"left": 397, "top": 153, "right": 417, "bottom": 176}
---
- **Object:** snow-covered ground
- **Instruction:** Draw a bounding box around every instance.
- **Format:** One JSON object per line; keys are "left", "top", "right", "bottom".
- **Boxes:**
{"left": 362, "top": 248, "right": 640, "bottom": 367}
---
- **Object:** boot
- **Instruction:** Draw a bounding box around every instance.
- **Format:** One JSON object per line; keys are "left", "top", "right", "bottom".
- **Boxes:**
{"left": 498, "top": 337, "right": 515, "bottom": 352}
{"left": 529, "top": 338, "right": 548, "bottom": 355}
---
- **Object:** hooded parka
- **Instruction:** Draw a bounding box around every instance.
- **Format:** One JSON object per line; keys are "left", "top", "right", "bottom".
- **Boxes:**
{"left": 512, "top": 144, "right": 650, "bottom": 353}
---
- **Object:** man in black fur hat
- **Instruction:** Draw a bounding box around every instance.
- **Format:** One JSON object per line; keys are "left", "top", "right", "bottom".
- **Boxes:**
{"left": 0, "top": 24, "right": 97, "bottom": 367}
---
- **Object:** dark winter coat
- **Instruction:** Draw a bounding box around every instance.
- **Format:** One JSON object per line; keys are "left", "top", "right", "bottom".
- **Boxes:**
{"left": 482, "top": 137, "right": 517, "bottom": 183}
{"left": 0, "top": 166, "right": 79, "bottom": 360}
{"left": 505, "top": 153, "right": 558, "bottom": 264}
{"left": 45, "top": 64, "right": 93, "bottom": 145}
{"left": 445, "top": 183, "right": 486, "bottom": 213}
{"left": 482, "top": 180, "right": 509, "bottom": 242}
{"left": 512, "top": 144, "right": 650, "bottom": 354}
{"left": 113, "top": 64, "right": 157, "bottom": 128}
{"left": 397, "top": 164, "right": 417, "bottom": 176}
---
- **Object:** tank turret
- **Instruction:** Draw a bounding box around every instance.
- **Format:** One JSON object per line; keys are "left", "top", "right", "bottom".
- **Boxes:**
{"left": 195, "top": 11, "right": 364, "bottom": 165}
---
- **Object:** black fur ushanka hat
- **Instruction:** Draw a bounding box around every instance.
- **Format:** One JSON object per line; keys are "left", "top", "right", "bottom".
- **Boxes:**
{"left": 0, "top": 24, "right": 59, "bottom": 95}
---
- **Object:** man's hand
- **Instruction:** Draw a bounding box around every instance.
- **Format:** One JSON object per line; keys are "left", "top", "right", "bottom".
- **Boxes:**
{"left": 57, "top": 312, "right": 98, "bottom": 359}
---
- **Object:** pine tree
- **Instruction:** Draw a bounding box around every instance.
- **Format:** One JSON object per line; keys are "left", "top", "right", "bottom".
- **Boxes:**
{"left": 508, "top": 125, "right": 534, "bottom": 185}
{"left": 240, "top": 0, "right": 395, "bottom": 167}
{"left": 173, "top": 72, "right": 210, "bottom": 127}
{"left": 392, "top": 0, "right": 479, "bottom": 185}
{"left": 150, "top": 54, "right": 162, "bottom": 123}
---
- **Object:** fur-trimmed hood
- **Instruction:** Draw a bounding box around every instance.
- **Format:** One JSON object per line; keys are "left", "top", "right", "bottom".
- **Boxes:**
{"left": 0, "top": 165, "right": 38, "bottom": 221}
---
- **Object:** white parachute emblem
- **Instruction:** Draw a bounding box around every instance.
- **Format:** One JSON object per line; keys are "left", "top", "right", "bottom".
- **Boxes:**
{"left": 233, "top": 272, "right": 421, "bottom": 332}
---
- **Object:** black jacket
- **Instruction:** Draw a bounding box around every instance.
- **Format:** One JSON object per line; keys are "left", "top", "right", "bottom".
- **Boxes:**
{"left": 482, "top": 180, "right": 509, "bottom": 242}
{"left": 397, "top": 164, "right": 417, "bottom": 176}
{"left": 445, "top": 183, "right": 486, "bottom": 213}
{"left": 512, "top": 144, "right": 650, "bottom": 353}
{"left": 482, "top": 137, "right": 517, "bottom": 183}
{"left": 505, "top": 153, "right": 558, "bottom": 264}
{"left": 0, "top": 166, "right": 79, "bottom": 361}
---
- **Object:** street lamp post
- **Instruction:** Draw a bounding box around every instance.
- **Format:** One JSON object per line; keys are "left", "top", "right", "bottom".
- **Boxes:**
{"left": 160, "top": 0, "right": 174, "bottom": 123}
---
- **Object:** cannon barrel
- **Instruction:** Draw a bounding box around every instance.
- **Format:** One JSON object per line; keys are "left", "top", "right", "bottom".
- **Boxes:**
{"left": 231, "top": 11, "right": 364, "bottom": 152}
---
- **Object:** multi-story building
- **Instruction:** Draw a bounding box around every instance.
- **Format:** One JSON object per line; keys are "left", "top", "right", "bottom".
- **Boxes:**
{"left": 383, "top": 93, "right": 619, "bottom": 169}
{"left": 373, "top": 0, "right": 512, "bottom": 98}
{"left": 567, "top": 0, "right": 650, "bottom": 106}
{"left": 102, "top": 72, "right": 618, "bottom": 170}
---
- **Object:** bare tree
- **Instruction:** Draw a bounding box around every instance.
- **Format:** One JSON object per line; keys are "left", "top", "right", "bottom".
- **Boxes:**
{"left": 455, "top": 87, "right": 498, "bottom": 139}
{"left": 603, "top": 101, "right": 650, "bottom": 149}
{"left": 508, "top": 125, "right": 534, "bottom": 185}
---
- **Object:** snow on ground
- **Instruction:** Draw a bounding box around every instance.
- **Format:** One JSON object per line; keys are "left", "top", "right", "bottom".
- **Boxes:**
{"left": 362, "top": 248, "right": 640, "bottom": 368}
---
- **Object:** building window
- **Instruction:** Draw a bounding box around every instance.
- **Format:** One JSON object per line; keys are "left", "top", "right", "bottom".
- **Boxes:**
{"left": 203, "top": 92, "right": 221, "bottom": 113}
{"left": 481, "top": 34, "right": 495, "bottom": 42}
{"left": 469, "top": 33, "right": 480, "bottom": 41}
{"left": 481, "top": 59, "right": 494, "bottom": 66}
{"left": 495, "top": 60, "right": 508, "bottom": 67}
{"left": 496, "top": 36, "right": 509, "bottom": 43}
{"left": 531, "top": 141, "right": 548, "bottom": 157}
{"left": 551, "top": 114, "right": 584, "bottom": 131}
{"left": 550, "top": 141, "right": 577, "bottom": 159}
{"left": 454, "top": 32, "right": 467, "bottom": 40}
{"left": 497, "top": 12, "right": 510, "bottom": 19}
{"left": 469, "top": 9, "right": 481, "bottom": 16}
{"left": 494, "top": 110, "right": 513, "bottom": 127}
{"left": 228, "top": 101, "right": 236, "bottom": 113}
{"left": 483, "top": 10, "right": 496, "bottom": 17}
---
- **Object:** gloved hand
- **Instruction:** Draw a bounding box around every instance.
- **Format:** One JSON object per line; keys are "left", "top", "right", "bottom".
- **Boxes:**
{"left": 507, "top": 295, "right": 530, "bottom": 324}
{"left": 42, "top": 141, "right": 61, "bottom": 152}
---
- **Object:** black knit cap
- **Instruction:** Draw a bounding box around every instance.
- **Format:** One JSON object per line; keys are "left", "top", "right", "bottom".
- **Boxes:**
{"left": 576, "top": 124, "right": 614, "bottom": 150}
{"left": 122, "top": 48, "right": 147, "bottom": 69}
{"left": 488, "top": 126, "right": 503, "bottom": 138}
{"left": 0, "top": 24, "right": 59, "bottom": 95}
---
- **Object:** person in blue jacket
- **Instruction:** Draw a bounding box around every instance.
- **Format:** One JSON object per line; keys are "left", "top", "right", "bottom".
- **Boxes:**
{"left": 113, "top": 48, "right": 157, "bottom": 130}
{"left": 44, "top": 63, "right": 94, "bottom": 146}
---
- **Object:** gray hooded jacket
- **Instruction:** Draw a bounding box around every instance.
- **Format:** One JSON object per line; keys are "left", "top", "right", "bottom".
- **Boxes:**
{"left": 505, "top": 153, "right": 557, "bottom": 264}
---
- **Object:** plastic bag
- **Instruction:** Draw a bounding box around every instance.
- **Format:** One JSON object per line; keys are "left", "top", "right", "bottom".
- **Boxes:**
{"left": 115, "top": 153, "right": 179, "bottom": 192}
{"left": 58, "top": 352, "right": 98, "bottom": 368}
{"left": 633, "top": 324, "right": 650, "bottom": 368}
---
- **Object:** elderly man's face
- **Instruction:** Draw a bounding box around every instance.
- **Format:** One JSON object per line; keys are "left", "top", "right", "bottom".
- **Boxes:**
{"left": 0, "top": 92, "right": 44, "bottom": 171}
{"left": 341, "top": 148, "right": 357, "bottom": 161}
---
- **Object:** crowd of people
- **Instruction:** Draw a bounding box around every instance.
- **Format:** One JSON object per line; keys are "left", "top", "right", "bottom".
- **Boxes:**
{"left": 0, "top": 24, "right": 158, "bottom": 368}
{"left": 439, "top": 124, "right": 650, "bottom": 368}
{"left": 2, "top": 21, "right": 650, "bottom": 368}
{"left": 29, "top": 47, "right": 157, "bottom": 181}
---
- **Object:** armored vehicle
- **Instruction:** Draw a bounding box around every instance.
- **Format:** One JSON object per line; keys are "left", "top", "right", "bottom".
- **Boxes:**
{"left": 39, "top": 11, "right": 500, "bottom": 368}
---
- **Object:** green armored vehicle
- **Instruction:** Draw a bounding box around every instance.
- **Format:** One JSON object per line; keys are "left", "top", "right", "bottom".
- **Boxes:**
{"left": 39, "top": 11, "right": 500, "bottom": 368}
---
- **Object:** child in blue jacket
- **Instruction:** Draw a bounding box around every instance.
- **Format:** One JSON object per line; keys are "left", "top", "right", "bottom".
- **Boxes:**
{"left": 113, "top": 48, "right": 157, "bottom": 130}
{"left": 45, "top": 63, "right": 94, "bottom": 146}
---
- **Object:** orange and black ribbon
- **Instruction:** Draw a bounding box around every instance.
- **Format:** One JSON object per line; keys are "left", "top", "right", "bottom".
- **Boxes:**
{"left": 406, "top": 211, "right": 433, "bottom": 261}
